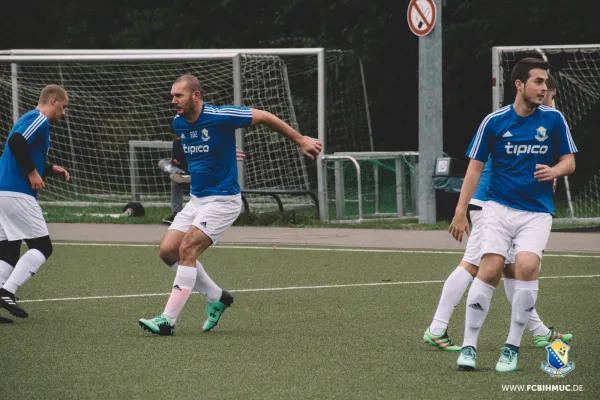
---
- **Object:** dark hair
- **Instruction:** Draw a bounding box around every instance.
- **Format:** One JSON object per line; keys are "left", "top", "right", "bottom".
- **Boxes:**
{"left": 174, "top": 74, "right": 203, "bottom": 97}
{"left": 510, "top": 57, "right": 550, "bottom": 93}
{"left": 547, "top": 74, "right": 557, "bottom": 91}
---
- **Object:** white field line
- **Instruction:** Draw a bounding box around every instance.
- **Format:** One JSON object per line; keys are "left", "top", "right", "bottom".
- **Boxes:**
{"left": 20, "top": 274, "right": 600, "bottom": 304}
{"left": 51, "top": 242, "right": 600, "bottom": 258}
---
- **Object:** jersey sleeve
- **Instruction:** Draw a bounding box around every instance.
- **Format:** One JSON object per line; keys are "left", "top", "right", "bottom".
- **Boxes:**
{"left": 554, "top": 111, "right": 578, "bottom": 156}
{"left": 218, "top": 106, "right": 253, "bottom": 129}
{"left": 18, "top": 115, "right": 49, "bottom": 144}
{"left": 465, "top": 116, "right": 493, "bottom": 162}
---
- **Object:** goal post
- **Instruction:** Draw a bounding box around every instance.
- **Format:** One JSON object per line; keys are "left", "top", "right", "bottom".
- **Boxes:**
{"left": 1, "top": 48, "right": 374, "bottom": 220}
{"left": 0, "top": 50, "right": 328, "bottom": 210}
{"left": 492, "top": 44, "right": 600, "bottom": 221}
{"left": 321, "top": 152, "right": 419, "bottom": 222}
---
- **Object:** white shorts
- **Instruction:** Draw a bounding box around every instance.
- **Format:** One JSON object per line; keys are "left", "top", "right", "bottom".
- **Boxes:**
{"left": 169, "top": 194, "right": 242, "bottom": 244}
{"left": 0, "top": 192, "right": 49, "bottom": 241}
{"left": 462, "top": 205, "right": 517, "bottom": 266}
{"left": 480, "top": 201, "right": 552, "bottom": 260}
{"left": 462, "top": 206, "right": 485, "bottom": 266}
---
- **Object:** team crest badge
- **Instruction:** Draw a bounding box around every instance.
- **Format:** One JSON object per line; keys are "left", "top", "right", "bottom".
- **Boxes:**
{"left": 535, "top": 126, "right": 548, "bottom": 142}
{"left": 541, "top": 340, "right": 575, "bottom": 377}
{"left": 201, "top": 128, "right": 210, "bottom": 142}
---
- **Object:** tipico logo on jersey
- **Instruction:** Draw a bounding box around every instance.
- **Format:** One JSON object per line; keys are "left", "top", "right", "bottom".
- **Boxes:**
{"left": 505, "top": 141, "right": 548, "bottom": 155}
{"left": 182, "top": 143, "right": 210, "bottom": 155}
{"left": 535, "top": 126, "right": 548, "bottom": 142}
{"left": 201, "top": 128, "right": 210, "bottom": 142}
{"left": 541, "top": 340, "right": 575, "bottom": 377}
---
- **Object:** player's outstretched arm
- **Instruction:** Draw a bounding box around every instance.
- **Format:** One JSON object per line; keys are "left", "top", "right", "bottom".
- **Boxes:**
{"left": 449, "top": 159, "right": 485, "bottom": 242}
{"left": 249, "top": 109, "right": 322, "bottom": 160}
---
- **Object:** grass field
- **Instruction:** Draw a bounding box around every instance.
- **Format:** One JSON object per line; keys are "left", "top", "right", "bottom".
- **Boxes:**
{"left": 1, "top": 243, "right": 599, "bottom": 399}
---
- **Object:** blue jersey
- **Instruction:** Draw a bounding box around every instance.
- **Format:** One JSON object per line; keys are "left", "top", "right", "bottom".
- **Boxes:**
{"left": 472, "top": 159, "right": 492, "bottom": 204}
{"left": 172, "top": 104, "right": 253, "bottom": 198}
{"left": 466, "top": 104, "right": 577, "bottom": 214}
{"left": 0, "top": 109, "right": 50, "bottom": 198}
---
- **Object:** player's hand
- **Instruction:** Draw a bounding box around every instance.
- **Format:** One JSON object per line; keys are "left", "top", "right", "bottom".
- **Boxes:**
{"left": 172, "top": 159, "right": 181, "bottom": 166}
{"left": 236, "top": 146, "right": 246, "bottom": 161}
{"left": 28, "top": 170, "right": 45, "bottom": 190}
{"left": 552, "top": 178, "right": 558, "bottom": 193}
{"left": 534, "top": 164, "right": 558, "bottom": 182}
{"left": 448, "top": 211, "right": 470, "bottom": 243}
{"left": 297, "top": 136, "right": 322, "bottom": 160}
{"left": 52, "top": 165, "right": 70, "bottom": 181}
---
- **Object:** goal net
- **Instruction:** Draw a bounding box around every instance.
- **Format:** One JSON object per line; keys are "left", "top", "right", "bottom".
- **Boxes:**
{"left": 0, "top": 50, "right": 373, "bottom": 213}
{"left": 493, "top": 45, "right": 600, "bottom": 220}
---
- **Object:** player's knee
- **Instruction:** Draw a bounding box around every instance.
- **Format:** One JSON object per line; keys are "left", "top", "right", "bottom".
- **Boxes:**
{"left": 0, "top": 240, "right": 21, "bottom": 267}
{"left": 24, "top": 236, "right": 53, "bottom": 260}
{"left": 158, "top": 244, "right": 178, "bottom": 266}
{"left": 460, "top": 262, "right": 478, "bottom": 278}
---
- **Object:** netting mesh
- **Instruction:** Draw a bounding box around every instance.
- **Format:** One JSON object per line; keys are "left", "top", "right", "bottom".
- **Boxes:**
{"left": 497, "top": 47, "right": 600, "bottom": 218}
{"left": 0, "top": 51, "right": 372, "bottom": 210}
{"left": 324, "top": 155, "right": 418, "bottom": 221}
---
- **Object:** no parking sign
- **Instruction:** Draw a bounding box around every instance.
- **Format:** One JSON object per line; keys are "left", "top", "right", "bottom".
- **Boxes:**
{"left": 407, "top": 0, "right": 437, "bottom": 37}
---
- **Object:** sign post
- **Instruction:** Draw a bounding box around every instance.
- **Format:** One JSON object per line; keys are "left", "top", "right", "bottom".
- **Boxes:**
{"left": 408, "top": 0, "right": 443, "bottom": 224}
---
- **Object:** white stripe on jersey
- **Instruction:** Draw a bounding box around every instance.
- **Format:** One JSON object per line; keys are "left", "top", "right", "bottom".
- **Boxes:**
{"left": 468, "top": 106, "right": 511, "bottom": 159}
{"left": 204, "top": 105, "right": 252, "bottom": 115}
{"left": 204, "top": 105, "right": 244, "bottom": 110}
{"left": 22, "top": 114, "right": 46, "bottom": 140}
{"left": 204, "top": 110, "right": 252, "bottom": 118}
{"left": 539, "top": 106, "right": 578, "bottom": 153}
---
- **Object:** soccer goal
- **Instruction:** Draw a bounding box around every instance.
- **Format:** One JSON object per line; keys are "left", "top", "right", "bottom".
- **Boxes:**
{"left": 0, "top": 49, "right": 374, "bottom": 219}
{"left": 492, "top": 44, "right": 600, "bottom": 222}
{"left": 322, "top": 152, "right": 419, "bottom": 223}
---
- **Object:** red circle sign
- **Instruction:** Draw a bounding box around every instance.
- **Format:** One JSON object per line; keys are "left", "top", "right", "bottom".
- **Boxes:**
{"left": 407, "top": 0, "right": 437, "bottom": 37}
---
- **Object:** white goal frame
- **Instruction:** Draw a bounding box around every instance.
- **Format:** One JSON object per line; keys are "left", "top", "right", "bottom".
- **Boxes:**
{"left": 322, "top": 151, "right": 419, "bottom": 223}
{"left": 0, "top": 49, "right": 329, "bottom": 217}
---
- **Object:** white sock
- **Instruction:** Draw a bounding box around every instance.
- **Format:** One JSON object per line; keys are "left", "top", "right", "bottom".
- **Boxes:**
{"left": 0, "top": 260, "right": 14, "bottom": 287}
{"left": 462, "top": 278, "right": 495, "bottom": 349}
{"left": 504, "top": 278, "right": 549, "bottom": 337}
{"left": 163, "top": 265, "right": 197, "bottom": 323}
{"left": 193, "top": 260, "right": 222, "bottom": 302}
{"left": 506, "top": 280, "right": 539, "bottom": 347}
{"left": 430, "top": 266, "right": 474, "bottom": 335}
{"left": 2, "top": 249, "right": 46, "bottom": 294}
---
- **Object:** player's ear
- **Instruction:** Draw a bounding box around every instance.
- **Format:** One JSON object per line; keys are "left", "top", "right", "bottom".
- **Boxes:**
{"left": 515, "top": 79, "right": 524, "bottom": 92}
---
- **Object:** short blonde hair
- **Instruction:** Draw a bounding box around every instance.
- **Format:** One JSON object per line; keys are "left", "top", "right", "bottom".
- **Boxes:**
{"left": 39, "top": 84, "right": 68, "bottom": 104}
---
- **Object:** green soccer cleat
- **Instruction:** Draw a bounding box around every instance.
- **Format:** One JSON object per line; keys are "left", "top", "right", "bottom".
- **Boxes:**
{"left": 423, "top": 328, "right": 461, "bottom": 351}
{"left": 534, "top": 327, "right": 573, "bottom": 348}
{"left": 202, "top": 290, "right": 234, "bottom": 332}
{"left": 457, "top": 346, "right": 477, "bottom": 371}
{"left": 496, "top": 345, "right": 520, "bottom": 372}
{"left": 139, "top": 313, "right": 175, "bottom": 336}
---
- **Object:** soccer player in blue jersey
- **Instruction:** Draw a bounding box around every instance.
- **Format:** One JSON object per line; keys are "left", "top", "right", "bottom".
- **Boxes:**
{"left": 139, "top": 74, "right": 322, "bottom": 335}
{"left": 423, "top": 74, "right": 572, "bottom": 351}
{"left": 0, "top": 84, "right": 70, "bottom": 323}
{"left": 448, "top": 58, "right": 577, "bottom": 372}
